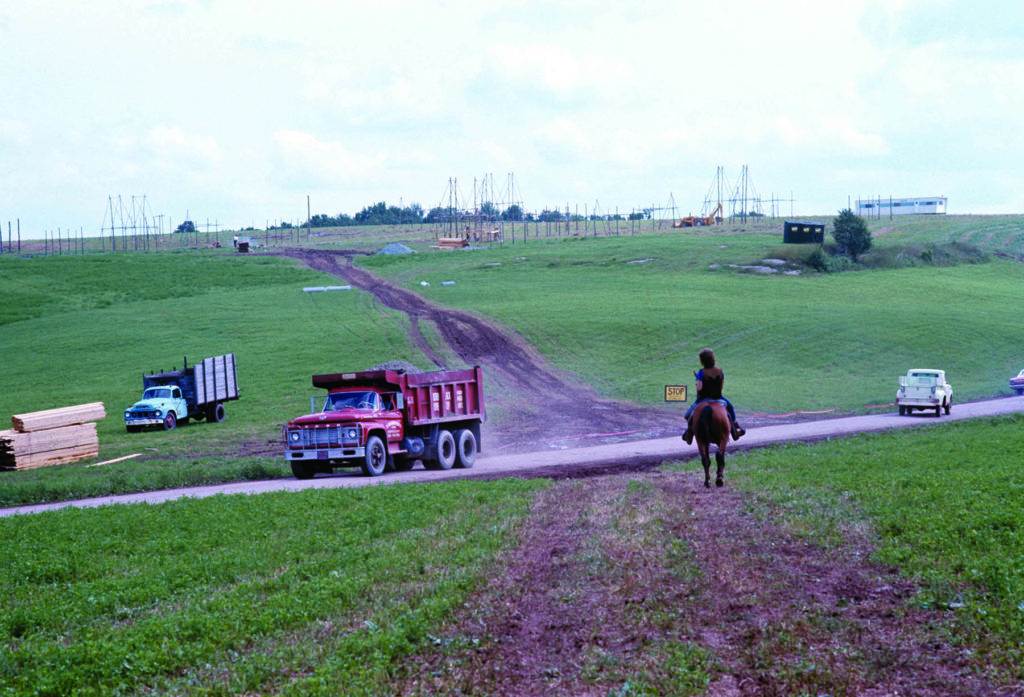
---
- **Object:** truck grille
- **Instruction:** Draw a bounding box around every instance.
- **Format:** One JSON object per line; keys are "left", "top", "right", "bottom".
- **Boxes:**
{"left": 131, "top": 410, "right": 157, "bottom": 418}
{"left": 291, "top": 426, "right": 357, "bottom": 448}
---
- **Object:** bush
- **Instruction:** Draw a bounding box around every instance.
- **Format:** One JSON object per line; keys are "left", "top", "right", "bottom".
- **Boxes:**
{"left": 832, "top": 209, "right": 872, "bottom": 260}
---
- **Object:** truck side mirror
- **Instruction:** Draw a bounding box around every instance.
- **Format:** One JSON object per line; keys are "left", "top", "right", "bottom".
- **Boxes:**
{"left": 395, "top": 394, "right": 404, "bottom": 410}
{"left": 899, "top": 377, "right": 907, "bottom": 387}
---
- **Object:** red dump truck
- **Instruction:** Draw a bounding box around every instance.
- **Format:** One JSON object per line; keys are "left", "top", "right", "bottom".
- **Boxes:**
{"left": 284, "top": 366, "right": 485, "bottom": 478}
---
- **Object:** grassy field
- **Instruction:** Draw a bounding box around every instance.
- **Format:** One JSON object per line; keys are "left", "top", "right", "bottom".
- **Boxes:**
{"left": 0, "top": 479, "right": 546, "bottom": 695}
{"left": 705, "top": 414, "right": 1024, "bottom": 675}
{"left": 0, "top": 252, "right": 428, "bottom": 505}
{"left": 360, "top": 226, "right": 1024, "bottom": 413}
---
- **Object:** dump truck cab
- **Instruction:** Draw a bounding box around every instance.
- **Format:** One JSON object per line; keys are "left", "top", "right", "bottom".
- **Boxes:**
{"left": 286, "top": 387, "right": 404, "bottom": 463}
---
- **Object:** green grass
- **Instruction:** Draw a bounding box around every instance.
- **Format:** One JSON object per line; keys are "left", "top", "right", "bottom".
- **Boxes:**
{"left": 0, "top": 478, "right": 546, "bottom": 695}
{"left": 712, "top": 414, "right": 1024, "bottom": 674}
{"left": 360, "top": 227, "right": 1024, "bottom": 412}
{"left": 0, "top": 252, "right": 429, "bottom": 504}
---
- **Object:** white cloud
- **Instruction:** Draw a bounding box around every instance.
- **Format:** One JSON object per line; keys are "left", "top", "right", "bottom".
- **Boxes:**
{"left": 273, "top": 130, "right": 386, "bottom": 186}
{"left": 145, "top": 126, "right": 223, "bottom": 166}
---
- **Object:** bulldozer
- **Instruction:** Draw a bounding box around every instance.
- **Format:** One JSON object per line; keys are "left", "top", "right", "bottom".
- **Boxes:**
{"left": 673, "top": 202, "right": 723, "bottom": 228}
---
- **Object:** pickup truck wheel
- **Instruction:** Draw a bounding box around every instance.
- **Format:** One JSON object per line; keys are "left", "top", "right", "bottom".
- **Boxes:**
{"left": 944, "top": 400, "right": 952, "bottom": 415}
{"left": 290, "top": 461, "right": 316, "bottom": 480}
{"left": 361, "top": 436, "right": 388, "bottom": 477}
{"left": 433, "top": 430, "right": 457, "bottom": 470}
{"left": 162, "top": 412, "right": 177, "bottom": 430}
{"left": 206, "top": 403, "right": 226, "bottom": 423}
{"left": 455, "top": 429, "right": 477, "bottom": 468}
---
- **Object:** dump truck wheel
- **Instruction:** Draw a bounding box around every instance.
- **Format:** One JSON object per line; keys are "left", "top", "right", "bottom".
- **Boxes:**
{"left": 206, "top": 403, "right": 226, "bottom": 423}
{"left": 434, "top": 430, "right": 457, "bottom": 470}
{"left": 290, "top": 461, "right": 316, "bottom": 480}
{"left": 455, "top": 429, "right": 477, "bottom": 469}
{"left": 361, "top": 436, "right": 388, "bottom": 477}
{"left": 162, "top": 412, "right": 177, "bottom": 430}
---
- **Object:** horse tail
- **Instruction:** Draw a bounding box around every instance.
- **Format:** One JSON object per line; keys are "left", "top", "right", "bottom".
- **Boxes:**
{"left": 697, "top": 402, "right": 715, "bottom": 444}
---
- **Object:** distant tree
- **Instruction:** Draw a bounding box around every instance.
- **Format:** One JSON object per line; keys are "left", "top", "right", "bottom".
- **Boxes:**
{"left": 627, "top": 211, "right": 644, "bottom": 221}
{"left": 175, "top": 220, "right": 196, "bottom": 233}
{"left": 832, "top": 208, "right": 872, "bottom": 260}
{"left": 537, "top": 209, "right": 564, "bottom": 222}
{"left": 501, "top": 204, "right": 523, "bottom": 221}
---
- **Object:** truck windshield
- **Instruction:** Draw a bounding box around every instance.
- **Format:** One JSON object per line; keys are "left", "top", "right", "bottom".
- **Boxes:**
{"left": 324, "top": 391, "right": 380, "bottom": 411}
{"left": 143, "top": 388, "right": 173, "bottom": 399}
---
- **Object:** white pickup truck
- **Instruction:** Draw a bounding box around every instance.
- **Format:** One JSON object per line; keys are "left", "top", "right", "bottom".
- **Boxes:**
{"left": 897, "top": 369, "right": 952, "bottom": 417}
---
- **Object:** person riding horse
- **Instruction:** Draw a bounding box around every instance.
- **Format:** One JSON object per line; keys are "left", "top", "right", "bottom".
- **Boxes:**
{"left": 682, "top": 348, "right": 745, "bottom": 444}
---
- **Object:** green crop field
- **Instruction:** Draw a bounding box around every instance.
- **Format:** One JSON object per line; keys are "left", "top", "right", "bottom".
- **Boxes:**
{"left": 0, "top": 478, "right": 546, "bottom": 695}
{"left": 0, "top": 252, "right": 430, "bottom": 506}
{"left": 704, "top": 413, "right": 1024, "bottom": 675}
{"left": 361, "top": 220, "right": 1024, "bottom": 413}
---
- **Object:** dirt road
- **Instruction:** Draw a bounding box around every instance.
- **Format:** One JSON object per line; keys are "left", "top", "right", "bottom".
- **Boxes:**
{"left": 3, "top": 395, "right": 1021, "bottom": 518}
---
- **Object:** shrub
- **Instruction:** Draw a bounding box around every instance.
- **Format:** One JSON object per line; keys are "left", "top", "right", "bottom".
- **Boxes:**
{"left": 832, "top": 209, "right": 872, "bottom": 260}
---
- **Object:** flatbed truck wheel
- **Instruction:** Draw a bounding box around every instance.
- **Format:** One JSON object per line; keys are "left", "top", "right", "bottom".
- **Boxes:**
{"left": 163, "top": 412, "right": 177, "bottom": 430}
{"left": 206, "top": 403, "right": 226, "bottom": 423}
{"left": 291, "top": 461, "right": 316, "bottom": 480}
{"left": 361, "top": 435, "right": 387, "bottom": 477}
{"left": 455, "top": 429, "right": 477, "bottom": 468}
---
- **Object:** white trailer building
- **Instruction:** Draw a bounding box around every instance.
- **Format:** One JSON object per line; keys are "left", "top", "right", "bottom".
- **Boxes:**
{"left": 856, "top": 197, "right": 947, "bottom": 217}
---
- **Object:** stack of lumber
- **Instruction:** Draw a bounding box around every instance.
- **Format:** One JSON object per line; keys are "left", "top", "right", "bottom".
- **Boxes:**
{"left": 0, "top": 402, "right": 104, "bottom": 471}
{"left": 436, "top": 236, "right": 469, "bottom": 249}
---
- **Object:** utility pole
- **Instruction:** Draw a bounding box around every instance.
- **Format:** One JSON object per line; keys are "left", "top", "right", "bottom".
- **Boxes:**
{"left": 307, "top": 194, "right": 311, "bottom": 241}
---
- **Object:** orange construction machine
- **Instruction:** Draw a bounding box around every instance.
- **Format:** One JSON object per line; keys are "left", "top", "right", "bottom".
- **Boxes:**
{"left": 673, "top": 202, "right": 723, "bottom": 228}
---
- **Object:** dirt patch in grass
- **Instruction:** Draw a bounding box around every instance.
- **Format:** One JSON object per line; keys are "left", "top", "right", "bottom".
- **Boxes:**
{"left": 393, "top": 471, "right": 1020, "bottom": 695}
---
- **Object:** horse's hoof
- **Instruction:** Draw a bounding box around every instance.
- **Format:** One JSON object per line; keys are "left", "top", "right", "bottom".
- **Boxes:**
{"left": 715, "top": 479, "right": 724, "bottom": 488}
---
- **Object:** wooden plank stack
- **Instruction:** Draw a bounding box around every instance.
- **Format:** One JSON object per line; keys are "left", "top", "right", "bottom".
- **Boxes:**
{"left": 0, "top": 402, "right": 104, "bottom": 471}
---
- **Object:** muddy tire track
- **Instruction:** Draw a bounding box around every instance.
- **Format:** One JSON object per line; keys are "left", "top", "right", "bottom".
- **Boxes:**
{"left": 392, "top": 471, "right": 1021, "bottom": 695}
{"left": 275, "top": 248, "right": 684, "bottom": 452}
{"left": 660, "top": 473, "right": 1019, "bottom": 696}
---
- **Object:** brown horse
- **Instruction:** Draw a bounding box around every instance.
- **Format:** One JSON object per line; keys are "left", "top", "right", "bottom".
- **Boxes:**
{"left": 690, "top": 400, "right": 731, "bottom": 488}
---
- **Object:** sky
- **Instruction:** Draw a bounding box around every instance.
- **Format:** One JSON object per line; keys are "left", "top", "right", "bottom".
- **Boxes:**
{"left": 1, "top": 0, "right": 1023, "bottom": 236}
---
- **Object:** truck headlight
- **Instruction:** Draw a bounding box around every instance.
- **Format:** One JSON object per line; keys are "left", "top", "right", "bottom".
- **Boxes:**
{"left": 290, "top": 431, "right": 301, "bottom": 442}
{"left": 155, "top": 410, "right": 162, "bottom": 417}
{"left": 124, "top": 411, "right": 131, "bottom": 419}
{"left": 346, "top": 428, "right": 358, "bottom": 440}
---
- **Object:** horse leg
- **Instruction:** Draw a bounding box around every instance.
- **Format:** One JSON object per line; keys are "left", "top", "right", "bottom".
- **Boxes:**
{"left": 715, "top": 450, "right": 726, "bottom": 487}
{"left": 699, "top": 444, "right": 711, "bottom": 488}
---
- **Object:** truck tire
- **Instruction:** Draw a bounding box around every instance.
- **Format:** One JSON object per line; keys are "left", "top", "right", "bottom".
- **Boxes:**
{"left": 361, "top": 435, "right": 388, "bottom": 477}
{"left": 945, "top": 399, "right": 952, "bottom": 415}
{"left": 935, "top": 404, "right": 942, "bottom": 417}
{"left": 162, "top": 412, "right": 177, "bottom": 430}
{"left": 432, "top": 430, "right": 457, "bottom": 470}
{"left": 898, "top": 406, "right": 905, "bottom": 416}
{"left": 290, "top": 461, "right": 316, "bottom": 480}
{"left": 206, "top": 403, "right": 226, "bottom": 423}
{"left": 455, "top": 429, "right": 477, "bottom": 469}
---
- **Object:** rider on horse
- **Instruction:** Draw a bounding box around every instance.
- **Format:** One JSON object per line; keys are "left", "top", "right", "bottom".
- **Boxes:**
{"left": 681, "top": 348, "right": 746, "bottom": 444}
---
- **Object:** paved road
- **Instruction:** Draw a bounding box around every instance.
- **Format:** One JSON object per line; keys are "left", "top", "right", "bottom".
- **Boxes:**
{"left": 3, "top": 396, "right": 1022, "bottom": 518}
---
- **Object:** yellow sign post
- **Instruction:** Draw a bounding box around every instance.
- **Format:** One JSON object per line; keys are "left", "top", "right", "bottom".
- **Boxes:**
{"left": 664, "top": 385, "right": 688, "bottom": 402}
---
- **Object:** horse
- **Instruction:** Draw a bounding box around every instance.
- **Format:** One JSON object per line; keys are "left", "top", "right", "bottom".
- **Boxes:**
{"left": 690, "top": 400, "right": 731, "bottom": 488}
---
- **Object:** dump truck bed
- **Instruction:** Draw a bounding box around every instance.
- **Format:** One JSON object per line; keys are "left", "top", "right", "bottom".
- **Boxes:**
{"left": 311, "top": 366, "right": 484, "bottom": 427}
